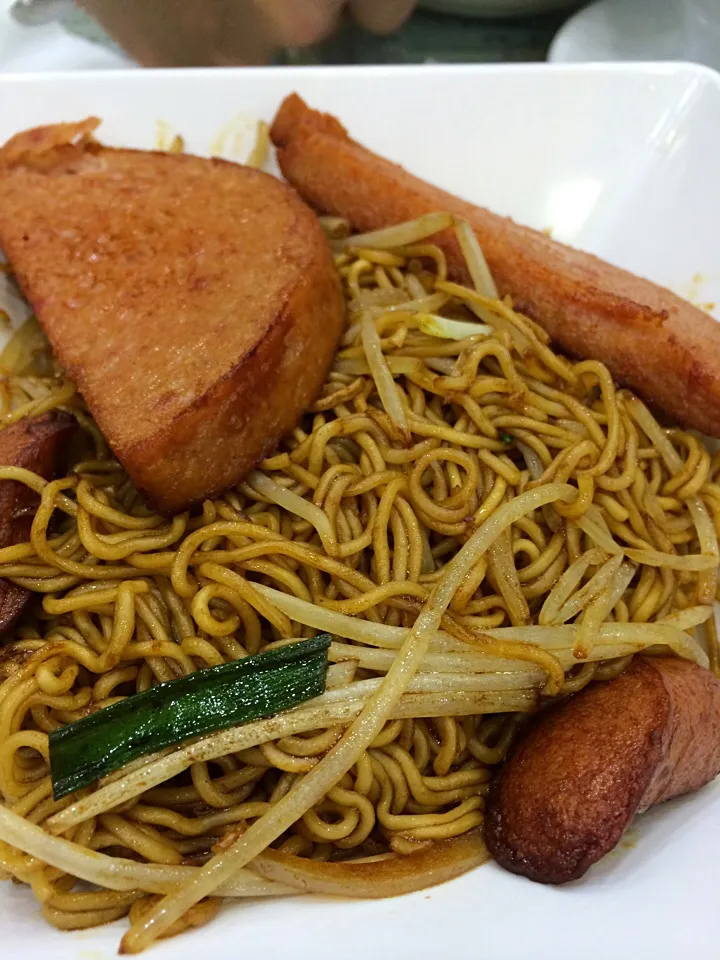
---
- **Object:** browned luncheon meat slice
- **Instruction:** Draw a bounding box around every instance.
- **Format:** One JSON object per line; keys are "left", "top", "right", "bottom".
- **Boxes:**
{"left": 271, "top": 93, "right": 720, "bottom": 437}
{"left": 0, "top": 412, "right": 75, "bottom": 632}
{"left": 0, "top": 118, "right": 344, "bottom": 514}
{"left": 484, "top": 657, "right": 720, "bottom": 884}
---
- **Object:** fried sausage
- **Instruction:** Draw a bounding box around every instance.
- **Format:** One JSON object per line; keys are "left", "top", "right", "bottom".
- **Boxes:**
{"left": 270, "top": 94, "right": 720, "bottom": 437}
{"left": 484, "top": 656, "right": 720, "bottom": 884}
{"left": 0, "top": 412, "right": 75, "bottom": 633}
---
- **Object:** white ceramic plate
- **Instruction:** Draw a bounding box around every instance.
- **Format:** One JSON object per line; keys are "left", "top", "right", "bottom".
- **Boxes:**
{"left": 1, "top": 62, "right": 719, "bottom": 960}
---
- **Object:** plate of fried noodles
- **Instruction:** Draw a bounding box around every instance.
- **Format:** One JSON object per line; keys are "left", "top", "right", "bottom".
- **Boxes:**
{"left": 0, "top": 63, "right": 720, "bottom": 960}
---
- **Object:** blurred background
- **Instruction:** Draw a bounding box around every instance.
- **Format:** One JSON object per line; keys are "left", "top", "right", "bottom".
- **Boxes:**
{"left": 0, "top": 0, "right": 718, "bottom": 72}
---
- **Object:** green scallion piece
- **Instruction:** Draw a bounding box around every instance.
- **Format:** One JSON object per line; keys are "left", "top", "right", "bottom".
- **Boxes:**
{"left": 49, "top": 634, "right": 331, "bottom": 800}
{"left": 499, "top": 431, "right": 513, "bottom": 445}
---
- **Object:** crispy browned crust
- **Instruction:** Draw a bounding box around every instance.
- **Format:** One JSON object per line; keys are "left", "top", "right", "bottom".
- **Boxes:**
{"left": 271, "top": 94, "right": 720, "bottom": 437}
{"left": 0, "top": 119, "right": 344, "bottom": 514}
{"left": 484, "top": 657, "right": 720, "bottom": 884}
{"left": 0, "top": 412, "right": 75, "bottom": 633}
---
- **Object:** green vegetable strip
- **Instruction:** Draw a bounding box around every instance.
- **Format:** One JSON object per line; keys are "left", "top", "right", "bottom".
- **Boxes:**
{"left": 49, "top": 634, "right": 331, "bottom": 800}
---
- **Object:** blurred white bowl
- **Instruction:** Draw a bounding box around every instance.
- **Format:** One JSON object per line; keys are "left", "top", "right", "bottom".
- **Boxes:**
{"left": 419, "top": 0, "right": 581, "bottom": 17}
{"left": 685, "top": 0, "right": 720, "bottom": 69}
{"left": 549, "top": 0, "right": 720, "bottom": 69}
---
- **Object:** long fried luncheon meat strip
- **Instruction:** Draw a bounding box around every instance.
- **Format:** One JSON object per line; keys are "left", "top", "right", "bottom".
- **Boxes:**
{"left": 271, "top": 94, "right": 720, "bottom": 437}
{"left": 0, "top": 412, "right": 75, "bottom": 633}
{"left": 484, "top": 657, "right": 720, "bottom": 884}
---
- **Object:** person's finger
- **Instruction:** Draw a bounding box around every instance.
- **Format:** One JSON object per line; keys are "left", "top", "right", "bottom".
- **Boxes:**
{"left": 254, "top": 0, "right": 346, "bottom": 48}
{"left": 348, "top": 0, "right": 416, "bottom": 34}
{"left": 77, "top": 0, "right": 276, "bottom": 66}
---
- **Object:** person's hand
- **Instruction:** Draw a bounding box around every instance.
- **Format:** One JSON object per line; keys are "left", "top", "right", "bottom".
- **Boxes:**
{"left": 76, "top": 0, "right": 418, "bottom": 67}
{"left": 258, "top": 0, "right": 417, "bottom": 45}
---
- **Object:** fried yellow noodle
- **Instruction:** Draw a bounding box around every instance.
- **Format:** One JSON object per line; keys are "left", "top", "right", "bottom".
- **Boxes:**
{"left": 0, "top": 214, "right": 717, "bottom": 951}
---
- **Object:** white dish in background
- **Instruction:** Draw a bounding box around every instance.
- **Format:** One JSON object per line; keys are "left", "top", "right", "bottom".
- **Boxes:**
{"left": 549, "top": 0, "right": 720, "bottom": 69}
{"left": 549, "top": 0, "right": 685, "bottom": 63}
{"left": 0, "top": 0, "right": 132, "bottom": 72}
{"left": 0, "top": 62, "right": 719, "bottom": 960}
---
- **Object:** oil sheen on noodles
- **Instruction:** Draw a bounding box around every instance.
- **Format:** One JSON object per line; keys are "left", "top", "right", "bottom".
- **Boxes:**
{"left": 0, "top": 212, "right": 716, "bottom": 952}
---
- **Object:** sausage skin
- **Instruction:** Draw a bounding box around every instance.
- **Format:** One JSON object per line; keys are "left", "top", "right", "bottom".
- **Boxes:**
{"left": 0, "top": 412, "right": 75, "bottom": 633}
{"left": 484, "top": 657, "right": 720, "bottom": 884}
